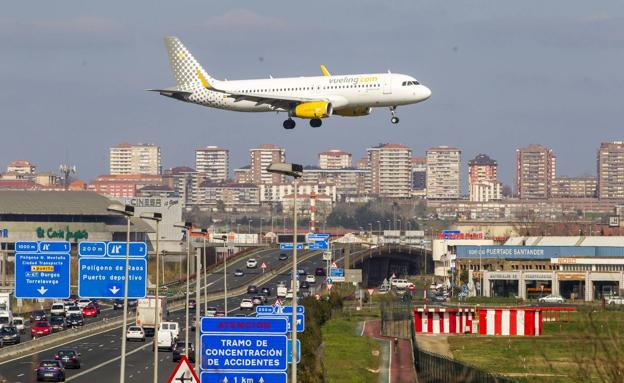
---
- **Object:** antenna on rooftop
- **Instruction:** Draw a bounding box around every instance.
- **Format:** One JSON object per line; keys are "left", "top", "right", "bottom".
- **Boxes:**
{"left": 59, "top": 164, "right": 76, "bottom": 191}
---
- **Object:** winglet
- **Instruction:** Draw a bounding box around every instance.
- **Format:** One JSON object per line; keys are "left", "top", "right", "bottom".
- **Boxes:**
{"left": 320, "top": 65, "right": 331, "bottom": 77}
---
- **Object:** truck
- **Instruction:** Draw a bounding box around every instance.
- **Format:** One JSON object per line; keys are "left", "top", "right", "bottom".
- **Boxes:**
{"left": 0, "top": 292, "right": 11, "bottom": 312}
{"left": 136, "top": 296, "right": 167, "bottom": 336}
{"left": 276, "top": 283, "right": 288, "bottom": 299}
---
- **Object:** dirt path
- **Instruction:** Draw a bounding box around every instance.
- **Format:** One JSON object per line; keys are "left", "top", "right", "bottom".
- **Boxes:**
{"left": 362, "top": 320, "right": 418, "bottom": 383}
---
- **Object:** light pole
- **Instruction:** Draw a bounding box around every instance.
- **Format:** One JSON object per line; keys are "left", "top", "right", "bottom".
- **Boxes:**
{"left": 140, "top": 212, "right": 162, "bottom": 383}
{"left": 248, "top": 219, "right": 252, "bottom": 234}
{"left": 260, "top": 218, "right": 263, "bottom": 244}
{"left": 267, "top": 163, "right": 303, "bottom": 383}
{"left": 202, "top": 231, "right": 208, "bottom": 314}
{"left": 213, "top": 235, "right": 229, "bottom": 312}
{"left": 386, "top": 219, "right": 391, "bottom": 230}
{"left": 191, "top": 228, "right": 206, "bottom": 374}
{"left": 107, "top": 204, "right": 134, "bottom": 383}
{"left": 174, "top": 221, "right": 192, "bottom": 359}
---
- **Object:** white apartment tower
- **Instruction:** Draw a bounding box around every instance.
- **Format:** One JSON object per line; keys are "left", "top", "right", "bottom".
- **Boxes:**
{"left": 109, "top": 143, "right": 161, "bottom": 175}
{"left": 367, "top": 143, "right": 412, "bottom": 198}
{"left": 426, "top": 146, "right": 461, "bottom": 199}
{"left": 250, "top": 144, "right": 286, "bottom": 185}
{"left": 319, "top": 149, "right": 352, "bottom": 169}
{"left": 195, "top": 146, "right": 229, "bottom": 182}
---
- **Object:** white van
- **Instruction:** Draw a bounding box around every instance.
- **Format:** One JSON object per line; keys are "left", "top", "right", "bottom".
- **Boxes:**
{"left": 51, "top": 303, "right": 66, "bottom": 316}
{"left": 0, "top": 311, "right": 12, "bottom": 328}
{"left": 276, "top": 283, "right": 288, "bottom": 299}
{"left": 391, "top": 279, "right": 410, "bottom": 290}
{"left": 157, "top": 329, "right": 175, "bottom": 350}
{"left": 159, "top": 321, "right": 179, "bottom": 339}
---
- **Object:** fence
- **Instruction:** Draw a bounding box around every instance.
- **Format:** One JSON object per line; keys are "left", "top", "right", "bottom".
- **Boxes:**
{"left": 380, "top": 301, "right": 414, "bottom": 339}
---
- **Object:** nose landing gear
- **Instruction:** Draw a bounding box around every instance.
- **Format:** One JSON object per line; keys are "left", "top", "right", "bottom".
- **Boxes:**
{"left": 283, "top": 119, "right": 296, "bottom": 129}
{"left": 390, "top": 106, "right": 399, "bottom": 124}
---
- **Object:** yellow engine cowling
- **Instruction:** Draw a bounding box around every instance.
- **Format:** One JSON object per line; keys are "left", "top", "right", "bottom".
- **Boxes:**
{"left": 333, "top": 107, "right": 372, "bottom": 117}
{"left": 292, "top": 101, "right": 333, "bottom": 119}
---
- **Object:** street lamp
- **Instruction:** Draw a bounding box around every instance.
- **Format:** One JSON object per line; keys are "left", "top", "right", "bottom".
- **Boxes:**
{"left": 140, "top": 212, "right": 162, "bottom": 383}
{"left": 107, "top": 204, "right": 134, "bottom": 383}
{"left": 215, "top": 234, "right": 229, "bottom": 312}
{"left": 174, "top": 221, "right": 193, "bottom": 360}
{"left": 387, "top": 219, "right": 391, "bottom": 230}
{"left": 248, "top": 219, "right": 252, "bottom": 235}
{"left": 267, "top": 162, "right": 302, "bottom": 383}
{"left": 191, "top": 227, "right": 207, "bottom": 372}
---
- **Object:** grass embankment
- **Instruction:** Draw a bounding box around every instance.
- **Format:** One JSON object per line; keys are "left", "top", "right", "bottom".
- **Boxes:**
{"left": 448, "top": 310, "right": 624, "bottom": 382}
{"left": 323, "top": 319, "right": 380, "bottom": 383}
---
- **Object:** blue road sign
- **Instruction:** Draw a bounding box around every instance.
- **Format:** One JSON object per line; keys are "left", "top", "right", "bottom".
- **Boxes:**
{"left": 15, "top": 252, "right": 70, "bottom": 299}
{"left": 78, "top": 242, "right": 106, "bottom": 257}
{"left": 106, "top": 242, "right": 147, "bottom": 258}
{"left": 201, "top": 334, "right": 288, "bottom": 371}
{"left": 201, "top": 317, "right": 288, "bottom": 334}
{"left": 308, "top": 241, "right": 329, "bottom": 250}
{"left": 307, "top": 233, "right": 329, "bottom": 241}
{"left": 279, "top": 243, "right": 304, "bottom": 250}
{"left": 255, "top": 305, "right": 305, "bottom": 315}
{"left": 78, "top": 258, "right": 147, "bottom": 298}
{"left": 38, "top": 241, "right": 71, "bottom": 253}
{"left": 256, "top": 313, "right": 305, "bottom": 333}
{"left": 15, "top": 241, "right": 38, "bottom": 253}
{"left": 201, "top": 372, "right": 287, "bottom": 383}
{"left": 330, "top": 268, "right": 345, "bottom": 277}
{"left": 288, "top": 339, "right": 301, "bottom": 364}
{"left": 326, "top": 277, "right": 333, "bottom": 285}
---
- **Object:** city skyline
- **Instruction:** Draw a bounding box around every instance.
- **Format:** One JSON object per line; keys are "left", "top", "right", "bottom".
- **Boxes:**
{"left": 1, "top": 1, "right": 623, "bottom": 189}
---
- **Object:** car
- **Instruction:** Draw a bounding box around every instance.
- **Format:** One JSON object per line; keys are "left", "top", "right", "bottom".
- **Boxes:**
{"left": 62, "top": 300, "right": 74, "bottom": 310}
{"left": 205, "top": 307, "right": 217, "bottom": 317}
{"left": 246, "top": 258, "right": 258, "bottom": 268}
{"left": 90, "top": 300, "right": 101, "bottom": 314}
{"left": 77, "top": 299, "right": 92, "bottom": 309}
{"left": 315, "top": 267, "right": 326, "bottom": 276}
{"left": 82, "top": 305, "right": 97, "bottom": 318}
{"left": 297, "top": 269, "right": 306, "bottom": 276}
{"left": 234, "top": 269, "right": 244, "bottom": 277}
{"left": 300, "top": 281, "right": 310, "bottom": 290}
{"left": 251, "top": 296, "right": 264, "bottom": 305}
{"left": 55, "top": 349, "right": 81, "bottom": 369}
{"left": 538, "top": 294, "right": 565, "bottom": 304}
{"left": 607, "top": 296, "right": 624, "bottom": 305}
{"left": 126, "top": 326, "right": 145, "bottom": 342}
{"left": 35, "top": 360, "right": 65, "bottom": 382}
{"left": 31, "top": 320, "right": 52, "bottom": 338}
{"left": 391, "top": 279, "right": 410, "bottom": 290}
{"left": 49, "top": 316, "right": 67, "bottom": 333}
{"left": 261, "top": 286, "right": 271, "bottom": 296}
{"left": 66, "top": 314, "right": 84, "bottom": 328}
{"left": 247, "top": 285, "right": 258, "bottom": 294}
{"left": 215, "top": 310, "right": 226, "bottom": 317}
{"left": 65, "top": 306, "right": 82, "bottom": 318}
{"left": 172, "top": 341, "right": 195, "bottom": 362}
{"left": 305, "top": 274, "right": 316, "bottom": 284}
{"left": 0, "top": 326, "right": 20, "bottom": 345}
{"left": 278, "top": 253, "right": 288, "bottom": 260}
{"left": 113, "top": 299, "right": 137, "bottom": 310}
{"left": 188, "top": 299, "right": 197, "bottom": 311}
{"left": 240, "top": 299, "right": 254, "bottom": 310}
{"left": 50, "top": 303, "right": 66, "bottom": 317}
{"left": 12, "top": 316, "right": 26, "bottom": 334}
{"left": 30, "top": 310, "right": 47, "bottom": 322}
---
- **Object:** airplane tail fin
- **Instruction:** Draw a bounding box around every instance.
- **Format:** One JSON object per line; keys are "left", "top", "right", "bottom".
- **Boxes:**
{"left": 164, "top": 36, "right": 217, "bottom": 89}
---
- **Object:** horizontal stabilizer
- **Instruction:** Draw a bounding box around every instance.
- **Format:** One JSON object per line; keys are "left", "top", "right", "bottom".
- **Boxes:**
{"left": 146, "top": 88, "right": 193, "bottom": 98}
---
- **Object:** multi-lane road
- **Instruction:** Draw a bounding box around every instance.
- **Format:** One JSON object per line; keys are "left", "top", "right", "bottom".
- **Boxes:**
{"left": 0, "top": 248, "right": 329, "bottom": 383}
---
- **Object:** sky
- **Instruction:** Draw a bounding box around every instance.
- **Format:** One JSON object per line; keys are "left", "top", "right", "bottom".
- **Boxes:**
{"left": 1, "top": 1, "right": 623, "bottom": 188}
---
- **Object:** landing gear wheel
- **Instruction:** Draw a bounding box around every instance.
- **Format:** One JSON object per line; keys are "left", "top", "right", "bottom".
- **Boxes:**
{"left": 389, "top": 106, "right": 399, "bottom": 124}
{"left": 283, "top": 119, "right": 296, "bottom": 129}
{"left": 310, "top": 118, "right": 322, "bottom": 128}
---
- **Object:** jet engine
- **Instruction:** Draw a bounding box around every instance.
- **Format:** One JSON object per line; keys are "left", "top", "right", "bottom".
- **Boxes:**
{"left": 292, "top": 102, "right": 333, "bottom": 119}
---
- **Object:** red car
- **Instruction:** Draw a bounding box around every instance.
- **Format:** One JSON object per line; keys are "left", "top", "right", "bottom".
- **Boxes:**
{"left": 82, "top": 305, "right": 97, "bottom": 318}
{"left": 31, "top": 320, "right": 52, "bottom": 338}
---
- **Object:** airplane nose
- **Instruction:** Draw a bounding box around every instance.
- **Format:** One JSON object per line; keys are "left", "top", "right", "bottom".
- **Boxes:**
{"left": 420, "top": 85, "right": 432, "bottom": 100}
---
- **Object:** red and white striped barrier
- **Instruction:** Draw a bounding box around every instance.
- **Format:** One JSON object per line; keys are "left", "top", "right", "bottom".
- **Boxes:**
{"left": 478, "top": 308, "right": 542, "bottom": 336}
{"left": 413, "top": 308, "right": 474, "bottom": 334}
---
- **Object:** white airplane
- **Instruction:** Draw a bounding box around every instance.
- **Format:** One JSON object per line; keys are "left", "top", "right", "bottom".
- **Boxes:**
{"left": 150, "top": 37, "right": 431, "bottom": 129}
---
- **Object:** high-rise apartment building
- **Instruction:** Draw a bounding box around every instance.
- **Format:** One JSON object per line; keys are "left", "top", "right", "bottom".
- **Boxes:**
{"left": 426, "top": 146, "right": 461, "bottom": 200}
{"left": 468, "top": 154, "right": 501, "bottom": 202}
{"left": 195, "top": 146, "right": 229, "bottom": 182}
{"left": 318, "top": 149, "right": 352, "bottom": 169}
{"left": 367, "top": 143, "right": 412, "bottom": 198}
{"left": 515, "top": 144, "right": 556, "bottom": 199}
{"left": 552, "top": 176, "right": 597, "bottom": 198}
{"left": 597, "top": 141, "right": 624, "bottom": 199}
{"left": 109, "top": 143, "right": 161, "bottom": 175}
{"left": 411, "top": 157, "right": 427, "bottom": 197}
{"left": 250, "top": 144, "right": 285, "bottom": 185}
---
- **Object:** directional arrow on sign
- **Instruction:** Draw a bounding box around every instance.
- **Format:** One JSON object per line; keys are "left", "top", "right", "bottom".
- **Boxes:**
{"left": 109, "top": 286, "right": 120, "bottom": 295}
{"left": 37, "top": 286, "right": 48, "bottom": 295}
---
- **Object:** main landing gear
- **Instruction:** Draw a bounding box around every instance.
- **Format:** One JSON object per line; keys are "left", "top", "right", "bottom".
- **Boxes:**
{"left": 390, "top": 106, "right": 399, "bottom": 124}
{"left": 283, "top": 119, "right": 296, "bottom": 129}
{"left": 310, "top": 118, "right": 322, "bottom": 128}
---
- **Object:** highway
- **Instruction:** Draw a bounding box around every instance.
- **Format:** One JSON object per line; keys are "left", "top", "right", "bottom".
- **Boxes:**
{"left": 0, "top": 248, "right": 329, "bottom": 383}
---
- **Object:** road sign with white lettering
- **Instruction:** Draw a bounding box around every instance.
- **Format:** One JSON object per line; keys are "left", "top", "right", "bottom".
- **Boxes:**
{"left": 201, "top": 334, "right": 288, "bottom": 372}
{"left": 201, "top": 317, "right": 288, "bottom": 334}
{"left": 308, "top": 241, "right": 329, "bottom": 250}
{"left": 78, "top": 242, "right": 107, "bottom": 257}
{"left": 255, "top": 305, "right": 304, "bottom": 315}
{"left": 256, "top": 313, "right": 305, "bottom": 333}
{"left": 78, "top": 258, "right": 147, "bottom": 298}
{"left": 38, "top": 241, "right": 71, "bottom": 253}
{"left": 15, "top": 241, "right": 38, "bottom": 253}
{"left": 288, "top": 339, "right": 301, "bottom": 364}
{"left": 330, "top": 268, "right": 344, "bottom": 277}
{"left": 15, "top": 251, "right": 70, "bottom": 299}
{"left": 106, "top": 242, "right": 147, "bottom": 258}
{"left": 201, "top": 372, "right": 287, "bottom": 383}
{"left": 306, "top": 233, "right": 329, "bottom": 241}
{"left": 279, "top": 243, "right": 304, "bottom": 250}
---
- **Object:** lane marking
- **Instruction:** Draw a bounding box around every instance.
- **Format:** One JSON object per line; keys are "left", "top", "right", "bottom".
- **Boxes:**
{"left": 65, "top": 342, "right": 151, "bottom": 382}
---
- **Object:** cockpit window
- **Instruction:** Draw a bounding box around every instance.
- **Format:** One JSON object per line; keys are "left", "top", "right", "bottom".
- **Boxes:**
{"left": 403, "top": 81, "right": 420, "bottom": 86}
